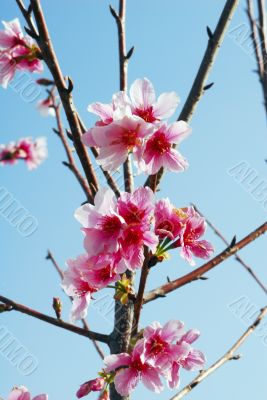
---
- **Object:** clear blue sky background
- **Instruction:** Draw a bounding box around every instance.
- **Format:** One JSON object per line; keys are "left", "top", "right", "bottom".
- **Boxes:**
{"left": 1, "top": 0, "right": 267, "bottom": 399}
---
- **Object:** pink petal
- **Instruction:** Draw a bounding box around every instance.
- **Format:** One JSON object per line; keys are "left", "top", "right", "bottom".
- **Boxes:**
{"left": 190, "top": 240, "right": 214, "bottom": 259}
{"left": 32, "top": 396, "right": 48, "bottom": 400}
{"left": 104, "top": 353, "right": 131, "bottom": 371}
{"left": 168, "top": 362, "right": 181, "bottom": 389}
{"left": 82, "top": 129, "right": 97, "bottom": 147}
{"left": 130, "top": 78, "right": 156, "bottom": 108}
{"left": 141, "top": 367, "right": 164, "bottom": 393}
{"left": 163, "top": 149, "right": 189, "bottom": 172}
{"left": 114, "top": 368, "right": 139, "bottom": 396}
{"left": 153, "top": 92, "right": 180, "bottom": 119}
{"left": 182, "top": 349, "right": 206, "bottom": 371}
{"left": 70, "top": 294, "right": 90, "bottom": 322}
{"left": 180, "top": 329, "right": 200, "bottom": 344}
{"left": 161, "top": 320, "right": 184, "bottom": 342}
{"left": 88, "top": 101, "right": 113, "bottom": 124}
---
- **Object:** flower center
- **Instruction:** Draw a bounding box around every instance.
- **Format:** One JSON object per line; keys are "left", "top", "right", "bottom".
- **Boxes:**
{"left": 134, "top": 106, "right": 157, "bottom": 123}
{"left": 101, "top": 215, "right": 122, "bottom": 234}
{"left": 147, "top": 132, "right": 171, "bottom": 155}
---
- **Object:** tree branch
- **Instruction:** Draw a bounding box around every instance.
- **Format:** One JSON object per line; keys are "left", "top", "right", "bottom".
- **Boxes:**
{"left": 144, "top": 0, "right": 240, "bottom": 189}
{"left": 246, "top": 0, "right": 267, "bottom": 117}
{"left": 0, "top": 294, "right": 109, "bottom": 343}
{"left": 192, "top": 204, "right": 267, "bottom": 295}
{"left": 50, "top": 93, "right": 93, "bottom": 202}
{"left": 170, "top": 304, "right": 267, "bottom": 400}
{"left": 46, "top": 250, "right": 105, "bottom": 359}
{"left": 111, "top": 0, "right": 133, "bottom": 194}
{"left": 144, "top": 221, "right": 267, "bottom": 304}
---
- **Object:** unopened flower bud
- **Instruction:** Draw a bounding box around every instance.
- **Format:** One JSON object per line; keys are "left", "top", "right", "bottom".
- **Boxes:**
{"left": 52, "top": 297, "right": 62, "bottom": 319}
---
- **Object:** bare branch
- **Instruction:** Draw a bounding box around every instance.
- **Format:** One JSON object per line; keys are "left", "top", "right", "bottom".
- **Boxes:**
{"left": 170, "top": 305, "right": 267, "bottom": 400}
{"left": 192, "top": 204, "right": 267, "bottom": 295}
{"left": 144, "top": 0, "right": 240, "bottom": 189}
{"left": 46, "top": 250, "right": 105, "bottom": 359}
{"left": 50, "top": 93, "right": 93, "bottom": 201}
{"left": 144, "top": 221, "right": 267, "bottom": 304}
{"left": 0, "top": 294, "right": 109, "bottom": 343}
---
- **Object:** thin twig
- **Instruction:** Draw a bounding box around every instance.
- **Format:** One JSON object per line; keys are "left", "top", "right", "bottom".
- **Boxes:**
{"left": 50, "top": 94, "right": 92, "bottom": 201}
{"left": 144, "top": 221, "right": 267, "bottom": 304}
{"left": 111, "top": 0, "right": 134, "bottom": 193}
{"left": 144, "top": 0, "right": 240, "bottom": 189}
{"left": 0, "top": 294, "right": 109, "bottom": 343}
{"left": 247, "top": 0, "right": 267, "bottom": 116}
{"left": 18, "top": 0, "right": 99, "bottom": 201}
{"left": 191, "top": 203, "right": 267, "bottom": 295}
{"left": 170, "top": 305, "right": 267, "bottom": 400}
{"left": 46, "top": 250, "right": 105, "bottom": 359}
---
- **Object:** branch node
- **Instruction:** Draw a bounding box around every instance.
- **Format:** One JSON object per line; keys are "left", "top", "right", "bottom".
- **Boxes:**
{"left": 66, "top": 76, "right": 74, "bottom": 94}
{"left": 206, "top": 26, "right": 214, "bottom": 39}
{"left": 109, "top": 5, "right": 119, "bottom": 20}
{"left": 126, "top": 46, "right": 135, "bottom": 60}
{"left": 24, "top": 26, "right": 38, "bottom": 39}
{"left": 66, "top": 129, "right": 74, "bottom": 141}
{"left": 203, "top": 82, "right": 214, "bottom": 91}
{"left": 52, "top": 128, "right": 60, "bottom": 136}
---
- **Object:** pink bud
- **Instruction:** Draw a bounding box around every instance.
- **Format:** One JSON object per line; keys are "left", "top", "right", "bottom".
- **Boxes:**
{"left": 76, "top": 378, "right": 105, "bottom": 398}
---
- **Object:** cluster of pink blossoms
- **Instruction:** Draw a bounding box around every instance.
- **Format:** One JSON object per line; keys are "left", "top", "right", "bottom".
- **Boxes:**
{"left": 5, "top": 386, "right": 47, "bottom": 400}
{"left": 0, "top": 19, "right": 43, "bottom": 88}
{"left": 62, "top": 186, "right": 213, "bottom": 322}
{"left": 0, "top": 137, "right": 48, "bottom": 170}
{"left": 83, "top": 78, "right": 191, "bottom": 175}
{"left": 77, "top": 320, "right": 205, "bottom": 398}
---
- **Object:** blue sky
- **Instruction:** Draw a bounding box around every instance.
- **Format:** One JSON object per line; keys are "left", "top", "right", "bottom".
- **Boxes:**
{"left": 1, "top": 0, "right": 267, "bottom": 399}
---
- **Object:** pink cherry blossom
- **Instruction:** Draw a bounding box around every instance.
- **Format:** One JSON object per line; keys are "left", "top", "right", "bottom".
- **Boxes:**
{"left": 16, "top": 137, "right": 48, "bottom": 170}
{"left": 37, "top": 97, "right": 55, "bottom": 117}
{"left": 0, "top": 19, "right": 43, "bottom": 88}
{"left": 0, "top": 137, "right": 47, "bottom": 169}
{"left": 7, "top": 386, "right": 47, "bottom": 400}
{"left": 117, "top": 186, "right": 155, "bottom": 225}
{"left": 75, "top": 187, "right": 125, "bottom": 255}
{"left": 129, "top": 78, "right": 179, "bottom": 123}
{"left": 0, "top": 19, "right": 25, "bottom": 50}
{"left": 154, "top": 199, "right": 189, "bottom": 240}
{"left": 83, "top": 115, "right": 154, "bottom": 172}
{"left": 87, "top": 91, "right": 130, "bottom": 126}
{"left": 76, "top": 378, "right": 105, "bottom": 398}
{"left": 105, "top": 340, "right": 164, "bottom": 396}
{"left": 62, "top": 254, "right": 98, "bottom": 322}
{"left": 168, "top": 328, "right": 206, "bottom": 389}
{"left": 84, "top": 252, "right": 126, "bottom": 289}
{"left": 143, "top": 320, "right": 189, "bottom": 372}
{"left": 174, "top": 216, "right": 214, "bottom": 266}
{"left": 120, "top": 224, "right": 158, "bottom": 270}
{"left": 142, "top": 121, "right": 191, "bottom": 175}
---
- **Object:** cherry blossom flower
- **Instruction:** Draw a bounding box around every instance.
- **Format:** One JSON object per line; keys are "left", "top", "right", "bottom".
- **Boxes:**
{"left": 168, "top": 328, "right": 206, "bottom": 389}
{"left": 143, "top": 320, "right": 190, "bottom": 372}
{"left": 83, "top": 115, "right": 154, "bottom": 171}
{"left": 37, "top": 97, "right": 55, "bottom": 117}
{"left": 84, "top": 252, "right": 126, "bottom": 289}
{"left": 62, "top": 254, "right": 98, "bottom": 322}
{"left": 0, "top": 19, "right": 43, "bottom": 88}
{"left": 0, "top": 137, "right": 47, "bottom": 169}
{"left": 75, "top": 187, "right": 125, "bottom": 255}
{"left": 173, "top": 216, "right": 214, "bottom": 266}
{"left": 142, "top": 121, "right": 191, "bottom": 175}
{"left": 76, "top": 378, "right": 105, "bottom": 398}
{"left": 17, "top": 137, "right": 48, "bottom": 170}
{"left": 0, "top": 19, "right": 25, "bottom": 50}
{"left": 87, "top": 91, "right": 130, "bottom": 127}
{"left": 7, "top": 386, "right": 48, "bottom": 400}
{"left": 129, "top": 78, "right": 179, "bottom": 123}
{"left": 154, "top": 199, "right": 189, "bottom": 240}
{"left": 119, "top": 223, "right": 158, "bottom": 270}
{"left": 104, "top": 340, "right": 164, "bottom": 396}
{"left": 117, "top": 186, "right": 155, "bottom": 225}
